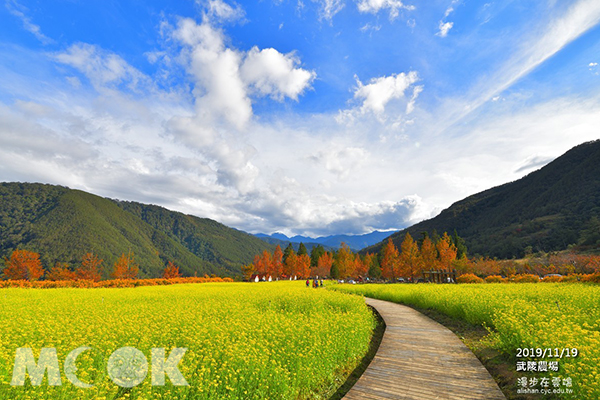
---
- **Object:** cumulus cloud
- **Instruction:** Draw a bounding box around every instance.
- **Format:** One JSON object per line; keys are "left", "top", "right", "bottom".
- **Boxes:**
{"left": 354, "top": 71, "right": 420, "bottom": 115}
{"left": 173, "top": 18, "right": 251, "bottom": 128}
{"left": 241, "top": 47, "right": 316, "bottom": 101}
{"left": 171, "top": 18, "right": 315, "bottom": 129}
{"left": 357, "top": 0, "right": 415, "bottom": 20}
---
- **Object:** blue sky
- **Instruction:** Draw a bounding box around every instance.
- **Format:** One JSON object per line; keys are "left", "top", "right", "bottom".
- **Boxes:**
{"left": 1, "top": 0, "right": 600, "bottom": 237}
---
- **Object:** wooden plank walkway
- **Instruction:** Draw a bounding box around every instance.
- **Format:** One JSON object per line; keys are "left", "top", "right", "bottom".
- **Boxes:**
{"left": 344, "top": 298, "right": 506, "bottom": 400}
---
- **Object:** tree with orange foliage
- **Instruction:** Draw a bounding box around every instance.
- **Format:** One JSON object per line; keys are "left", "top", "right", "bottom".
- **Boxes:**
{"left": 381, "top": 238, "right": 400, "bottom": 280}
{"left": 335, "top": 243, "right": 355, "bottom": 279}
{"left": 436, "top": 232, "right": 457, "bottom": 270}
{"left": 354, "top": 254, "right": 369, "bottom": 278}
{"left": 399, "top": 232, "right": 422, "bottom": 280}
{"left": 420, "top": 237, "right": 437, "bottom": 270}
{"left": 284, "top": 250, "right": 298, "bottom": 278}
{"left": 3, "top": 249, "right": 44, "bottom": 281}
{"left": 47, "top": 263, "right": 76, "bottom": 281}
{"left": 253, "top": 250, "right": 271, "bottom": 276}
{"left": 77, "top": 252, "right": 103, "bottom": 281}
{"left": 297, "top": 254, "right": 311, "bottom": 279}
{"left": 315, "top": 252, "right": 333, "bottom": 278}
{"left": 364, "top": 253, "right": 380, "bottom": 278}
{"left": 162, "top": 261, "right": 181, "bottom": 279}
{"left": 269, "top": 245, "right": 284, "bottom": 278}
{"left": 111, "top": 251, "right": 139, "bottom": 279}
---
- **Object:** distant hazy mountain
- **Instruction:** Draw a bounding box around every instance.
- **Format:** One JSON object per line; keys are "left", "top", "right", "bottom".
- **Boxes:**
{"left": 255, "top": 230, "right": 396, "bottom": 251}
{"left": 0, "top": 182, "right": 274, "bottom": 277}
{"left": 363, "top": 140, "right": 600, "bottom": 259}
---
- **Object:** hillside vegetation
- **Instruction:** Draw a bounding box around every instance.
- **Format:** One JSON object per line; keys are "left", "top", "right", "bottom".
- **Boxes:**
{"left": 0, "top": 182, "right": 274, "bottom": 277}
{"left": 365, "top": 140, "right": 600, "bottom": 258}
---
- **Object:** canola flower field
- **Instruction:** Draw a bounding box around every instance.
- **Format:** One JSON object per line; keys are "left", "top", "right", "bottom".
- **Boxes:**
{"left": 332, "top": 282, "right": 600, "bottom": 399}
{"left": 0, "top": 281, "right": 375, "bottom": 399}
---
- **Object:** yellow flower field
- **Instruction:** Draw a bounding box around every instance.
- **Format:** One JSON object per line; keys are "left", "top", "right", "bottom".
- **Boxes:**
{"left": 0, "top": 282, "right": 375, "bottom": 399}
{"left": 332, "top": 282, "right": 600, "bottom": 399}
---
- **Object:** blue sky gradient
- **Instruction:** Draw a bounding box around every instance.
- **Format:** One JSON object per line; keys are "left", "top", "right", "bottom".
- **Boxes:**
{"left": 1, "top": 0, "right": 600, "bottom": 236}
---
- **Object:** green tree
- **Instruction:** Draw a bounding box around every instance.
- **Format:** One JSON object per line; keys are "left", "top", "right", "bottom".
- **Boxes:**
{"left": 283, "top": 243, "right": 294, "bottom": 264}
{"left": 297, "top": 242, "right": 308, "bottom": 256}
{"left": 578, "top": 216, "right": 600, "bottom": 247}
{"left": 452, "top": 229, "right": 468, "bottom": 259}
{"left": 310, "top": 244, "right": 326, "bottom": 267}
{"left": 330, "top": 261, "right": 340, "bottom": 279}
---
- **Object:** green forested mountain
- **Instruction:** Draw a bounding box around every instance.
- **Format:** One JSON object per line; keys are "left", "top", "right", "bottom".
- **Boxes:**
{"left": 0, "top": 182, "right": 274, "bottom": 277}
{"left": 364, "top": 140, "right": 600, "bottom": 259}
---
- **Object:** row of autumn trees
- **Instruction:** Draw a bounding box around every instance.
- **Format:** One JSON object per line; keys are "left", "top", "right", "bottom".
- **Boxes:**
{"left": 1, "top": 249, "right": 183, "bottom": 281}
{"left": 242, "top": 231, "right": 466, "bottom": 281}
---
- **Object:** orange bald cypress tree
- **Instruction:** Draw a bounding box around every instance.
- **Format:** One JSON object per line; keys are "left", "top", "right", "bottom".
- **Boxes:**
{"left": 77, "top": 252, "right": 103, "bottom": 281}
{"left": 297, "top": 254, "right": 311, "bottom": 279}
{"left": 3, "top": 249, "right": 44, "bottom": 281}
{"left": 111, "top": 251, "right": 139, "bottom": 280}
{"left": 437, "top": 232, "right": 457, "bottom": 270}
{"left": 315, "top": 252, "right": 333, "bottom": 277}
{"left": 269, "top": 245, "right": 284, "bottom": 278}
{"left": 162, "top": 261, "right": 181, "bottom": 279}
{"left": 381, "top": 238, "right": 400, "bottom": 280}
{"left": 399, "top": 232, "right": 422, "bottom": 280}
{"left": 420, "top": 237, "right": 437, "bottom": 270}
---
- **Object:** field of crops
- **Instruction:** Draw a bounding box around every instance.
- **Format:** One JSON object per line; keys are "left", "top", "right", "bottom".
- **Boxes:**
{"left": 332, "top": 283, "right": 600, "bottom": 399}
{"left": 0, "top": 282, "right": 375, "bottom": 399}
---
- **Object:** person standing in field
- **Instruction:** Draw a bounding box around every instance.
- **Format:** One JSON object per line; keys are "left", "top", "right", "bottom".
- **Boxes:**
{"left": 306, "top": 279, "right": 310, "bottom": 287}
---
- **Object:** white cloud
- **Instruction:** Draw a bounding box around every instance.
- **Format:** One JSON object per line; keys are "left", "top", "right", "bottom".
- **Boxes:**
{"left": 436, "top": 21, "right": 453, "bottom": 37}
{"left": 589, "top": 62, "right": 598, "bottom": 67}
{"left": 313, "top": 0, "right": 345, "bottom": 21}
{"left": 360, "top": 23, "right": 382, "bottom": 33}
{"left": 456, "top": 0, "right": 600, "bottom": 122}
{"left": 54, "top": 43, "right": 149, "bottom": 91}
{"left": 309, "top": 147, "right": 369, "bottom": 179}
{"left": 171, "top": 18, "right": 315, "bottom": 129}
{"left": 406, "top": 85, "right": 423, "bottom": 114}
{"left": 173, "top": 18, "right": 251, "bottom": 129}
{"left": 357, "top": 0, "right": 415, "bottom": 20}
{"left": 204, "top": 0, "right": 245, "bottom": 22}
{"left": 240, "top": 47, "right": 316, "bottom": 101}
{"left": 353, "top": 71, "right": 420, "bottom": 115}
{"left": 5, "top": 0, "right": 53, "bottom": 45}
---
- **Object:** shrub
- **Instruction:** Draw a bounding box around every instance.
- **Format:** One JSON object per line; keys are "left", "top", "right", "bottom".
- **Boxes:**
{"left": 484, "top": 275, "right": 506, "bottom": 283}
{"left": 457, "top": 273, "right": 484, "bottom": 284}
{"left": 513, "top": 274, "right": 540, "bottom": 283}
{"left": 581, "top": 273, "right": 600, "bottom": 283}
{"left": 560, "top": 274, "right": 581, "bottom": 282}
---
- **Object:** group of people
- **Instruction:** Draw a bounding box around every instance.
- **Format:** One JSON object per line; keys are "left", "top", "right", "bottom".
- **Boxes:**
{"left": 306, "top": 279, "right": 324, "bottom": 288}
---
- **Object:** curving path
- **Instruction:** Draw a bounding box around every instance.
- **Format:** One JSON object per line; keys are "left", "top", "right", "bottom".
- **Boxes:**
{"left": 343, "top": 298, "right": 506, "bottom": 400}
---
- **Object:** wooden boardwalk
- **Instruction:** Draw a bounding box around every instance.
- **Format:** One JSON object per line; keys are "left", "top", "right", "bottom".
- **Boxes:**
{"left": 343, "top": 298, "right": 506, "bottom": 400}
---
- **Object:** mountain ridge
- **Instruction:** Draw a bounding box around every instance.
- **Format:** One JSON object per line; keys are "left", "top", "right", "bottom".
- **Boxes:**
{"left": 362, "top": 140, "right": 600, "bottom": 258}
{"left": 0, "top": 182, "right": 274, "bottom": 277}
{"left": 255, "top": 230, "right": 396, "bottom": 251}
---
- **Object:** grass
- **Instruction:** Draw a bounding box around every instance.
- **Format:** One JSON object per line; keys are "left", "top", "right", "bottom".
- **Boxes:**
{"left": 0, "top": 281, "right": 375, "bottom": 399}
{"left": 330, "top": 282, "right": 600, "bottom": 399}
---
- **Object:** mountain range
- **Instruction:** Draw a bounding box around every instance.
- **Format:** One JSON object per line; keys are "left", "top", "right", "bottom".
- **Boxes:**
{"left": 363, "top": 140, "right": 600, "bottom": 259}
{"left": 255, "top": 231, "right": 396, "bottom": 251}
{"left": 0, "top": 182, "right": 274, "bottom": 278}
